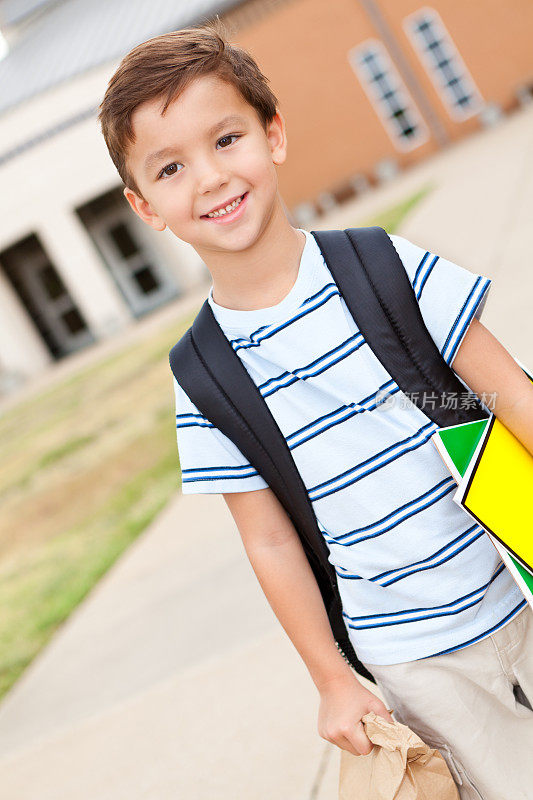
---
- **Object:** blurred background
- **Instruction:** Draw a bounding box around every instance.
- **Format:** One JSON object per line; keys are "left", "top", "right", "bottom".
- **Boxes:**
{"left": 0, "top": 0, "right": 532, "bottom": 797}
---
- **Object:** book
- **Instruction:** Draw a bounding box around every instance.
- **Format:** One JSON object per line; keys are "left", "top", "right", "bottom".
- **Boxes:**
{"left": 432, "top": 356, "right": 533, "bottom": 607}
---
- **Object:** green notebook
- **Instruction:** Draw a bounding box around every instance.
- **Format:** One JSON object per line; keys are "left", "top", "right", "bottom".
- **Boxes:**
{"left": 433, "top": 417, "right": 533, "bottom": 601}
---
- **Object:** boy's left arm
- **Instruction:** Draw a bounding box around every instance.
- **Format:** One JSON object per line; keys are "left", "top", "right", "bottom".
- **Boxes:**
{"left": 452, "top": 318, "right": 533, "bottom": 456}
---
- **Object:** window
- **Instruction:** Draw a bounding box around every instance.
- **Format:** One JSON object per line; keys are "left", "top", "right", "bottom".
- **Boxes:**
{"left": 39, "top": 263, "right": 67, "bottom": 300}
{"left": 348, "top": 39, "right": 429, "bottom": 151}
{"left": 404, "top": 7, "right": 483, "bottom": 121}
{"left": 61, "top": 308, "right": 87, "bottom": 335}
{"left": 109, "top": 222, "right": 140, "bottom": 259}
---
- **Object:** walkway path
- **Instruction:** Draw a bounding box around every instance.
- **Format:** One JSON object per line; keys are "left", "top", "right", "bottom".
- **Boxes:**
{"left": 0, "top": 493, "right": 345, "bottom": 799}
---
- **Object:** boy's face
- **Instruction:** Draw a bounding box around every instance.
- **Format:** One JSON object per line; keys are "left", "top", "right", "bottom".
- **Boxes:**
{"left": 123, "top": 74, "right": 287, "bottom": 258}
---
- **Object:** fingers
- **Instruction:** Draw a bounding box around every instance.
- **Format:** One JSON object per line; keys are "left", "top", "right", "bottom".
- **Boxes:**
{"left": 326, "top": 723, "right": 374, "bottom": 757}
{"left": 349, "top": 722, "right": 374, "bottom": 756}
{"left": 336, "top": 734, "right": 368, "bottom": 757}
{"left": 368, "top": 698, "right": 395, "bottom": 724}
{"left": 325, "top": 708, "right": 396, "bottom": 755}
{"left": 319, "top": 699, "right": 396, "bottom": 756}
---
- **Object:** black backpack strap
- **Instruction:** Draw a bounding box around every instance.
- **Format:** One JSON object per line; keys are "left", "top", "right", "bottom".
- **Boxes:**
{"left": 311, "top": 227, "right": 489, "bottom": 426}
{"left": 169, "top": 303, "right": 374, "bottom": 683}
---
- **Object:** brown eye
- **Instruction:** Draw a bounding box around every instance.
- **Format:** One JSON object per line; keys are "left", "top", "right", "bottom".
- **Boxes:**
{"left": 217, "top": 135, "right": 239, "bottom": 148}
{"left": 158, "top": 162, "right": 183, "bottom": 179}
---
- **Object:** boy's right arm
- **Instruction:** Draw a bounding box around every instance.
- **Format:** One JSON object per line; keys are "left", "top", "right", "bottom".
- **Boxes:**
{"left": 223, "top": 486, "right": 393, "bottom": 756}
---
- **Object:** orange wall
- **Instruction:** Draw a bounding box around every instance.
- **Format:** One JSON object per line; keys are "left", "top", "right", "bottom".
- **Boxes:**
{"left": 235, "top": 0, "right": 438, "bottom": 207}
{"left": 230, "top": 0, "right": 533, "bottom": 210}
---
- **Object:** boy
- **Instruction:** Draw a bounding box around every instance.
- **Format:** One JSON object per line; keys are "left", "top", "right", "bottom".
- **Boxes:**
{"left": 98, "top": 23, "right": 533, "bottom": 798}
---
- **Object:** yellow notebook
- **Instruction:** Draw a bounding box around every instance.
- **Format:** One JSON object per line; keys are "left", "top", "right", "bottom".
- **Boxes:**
{"left": 453, "top": 356, "right": 533, "bottom": 575}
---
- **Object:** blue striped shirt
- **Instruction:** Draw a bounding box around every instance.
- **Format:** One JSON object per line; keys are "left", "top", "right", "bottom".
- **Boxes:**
{"left": 173, "top": 229, "right": 525, "bottom": 664}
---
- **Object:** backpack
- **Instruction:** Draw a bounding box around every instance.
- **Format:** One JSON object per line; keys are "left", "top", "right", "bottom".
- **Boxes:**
{"left": 169, "top": 226, "right": 489, "bottom": 684}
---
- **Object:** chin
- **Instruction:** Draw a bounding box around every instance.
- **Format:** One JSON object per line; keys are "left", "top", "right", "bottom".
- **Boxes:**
{"left": 211, "top": 218, "right": 265, "bottom": 252}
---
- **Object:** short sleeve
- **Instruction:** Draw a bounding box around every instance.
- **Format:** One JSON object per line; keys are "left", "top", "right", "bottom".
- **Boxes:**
{"left": 389, "top": 234, "right": 492, "bottom": 366}
{"left": 172, "top": 375, "right": 268, "bottom": 494}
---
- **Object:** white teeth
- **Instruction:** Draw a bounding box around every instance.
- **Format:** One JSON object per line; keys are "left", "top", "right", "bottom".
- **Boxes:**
{"left": 206, "top": 194, "right": 244, "bottom": 218}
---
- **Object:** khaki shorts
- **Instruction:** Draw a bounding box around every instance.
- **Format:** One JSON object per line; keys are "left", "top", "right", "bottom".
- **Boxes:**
{"left": 361, "top": 603, "right": 533, "bottom": 800}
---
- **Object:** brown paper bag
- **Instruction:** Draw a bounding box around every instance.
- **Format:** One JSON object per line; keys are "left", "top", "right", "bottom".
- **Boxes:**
{"left": 339, "top": 711, "right": 460, "bottom": 800}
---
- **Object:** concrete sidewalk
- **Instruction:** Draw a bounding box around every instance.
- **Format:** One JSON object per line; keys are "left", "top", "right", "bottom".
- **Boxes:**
{"left": 2, "top": 102, "right": 533, "bottom": 798}
{"left": 0, "top": 493, "right": 353, "bottom": 799}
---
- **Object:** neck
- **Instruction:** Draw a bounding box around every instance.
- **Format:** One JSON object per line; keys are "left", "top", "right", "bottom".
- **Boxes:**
{"left": 198, "top": 197, "right": 306, "bottom": 311}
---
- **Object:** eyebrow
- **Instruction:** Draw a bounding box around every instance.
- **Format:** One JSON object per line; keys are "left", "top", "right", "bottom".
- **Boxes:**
{"left": 143, "top": 114, "right": 247, "bottom": 175}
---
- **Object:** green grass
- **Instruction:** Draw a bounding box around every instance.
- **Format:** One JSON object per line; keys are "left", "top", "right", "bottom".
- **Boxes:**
{"left": 0, "top": 185, "right": 433, "bottom": 701}
{"left": 364, "top": 183, "right": 434, "bottom": 233}
{"left": 0, "top": 423, "right": 179, "bottom": 697}
{"left": 37, "top": 434, "right": 96, "bottom": 470}
{"left": 0, "top": 309, "right": 197, "bottom": 700}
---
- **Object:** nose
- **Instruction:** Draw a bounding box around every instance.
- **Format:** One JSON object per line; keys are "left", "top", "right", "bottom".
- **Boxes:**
{"left": 195, "top": 154, "right": 230, "bottom": 196}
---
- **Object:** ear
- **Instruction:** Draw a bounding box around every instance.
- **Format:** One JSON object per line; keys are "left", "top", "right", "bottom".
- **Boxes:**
{"left": 266, "top": 110, "right": 287, "bottom": 167}
{"left": 123, "top": 187, "right": 166, "bottom": 231}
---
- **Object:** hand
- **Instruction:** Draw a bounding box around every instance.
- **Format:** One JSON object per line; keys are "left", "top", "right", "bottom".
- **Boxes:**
{"left": 317, "top": 672, "right": 394, "bottom": 756}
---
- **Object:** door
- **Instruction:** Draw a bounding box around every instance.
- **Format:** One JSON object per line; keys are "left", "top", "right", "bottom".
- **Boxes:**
{"left": 2, "top": 238, "right": 94, "bottom": 358}
{"left": 89, "top": 210, "right": 178, "bottom": 317}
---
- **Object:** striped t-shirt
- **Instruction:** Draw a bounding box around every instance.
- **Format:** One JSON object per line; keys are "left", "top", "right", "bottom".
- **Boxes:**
{"left": 172, "top": 228, "right": 525, "bottom": 665}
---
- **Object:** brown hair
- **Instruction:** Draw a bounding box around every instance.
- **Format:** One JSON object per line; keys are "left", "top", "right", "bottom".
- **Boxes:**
{"left": 98, "top": 20, "right": 279, "bottom": 198}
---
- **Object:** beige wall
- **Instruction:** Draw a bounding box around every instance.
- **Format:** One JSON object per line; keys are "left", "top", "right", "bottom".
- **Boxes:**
{"left": 0, "top": 63, "right": 206, "bottom": 385}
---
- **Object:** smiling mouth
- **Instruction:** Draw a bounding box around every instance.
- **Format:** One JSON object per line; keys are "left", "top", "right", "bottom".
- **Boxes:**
{"left": 202, "top": 193, "right": 247, "bottom": 218}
